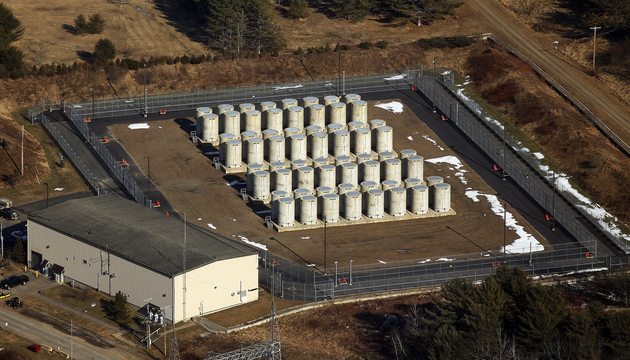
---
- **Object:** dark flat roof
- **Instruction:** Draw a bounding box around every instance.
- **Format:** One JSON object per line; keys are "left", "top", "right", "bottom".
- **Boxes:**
{"left": 28, "top": 195, "right": 257, "bottom": 276}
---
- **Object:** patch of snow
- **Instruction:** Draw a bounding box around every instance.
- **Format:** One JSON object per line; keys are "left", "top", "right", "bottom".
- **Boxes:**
{"left": 441, "top": 70, "right": 451, "bottom": 76}
{"left": 418, "top": 259, "right": 431, "bottom": 264}
{"left": 465, "top": 191, "right": 544, "bottom": 254}
{"left": 226, "top": 180, "right": 239, "bottom": 187}
{"left": 207, "top": 223, "right": 216, "bottom": 229}
{"left": 532, "top": 152, "right": 544, "bottom": 160}
{"left": 426, "top": 155, "right": 468, "bottom": 185}
{"left": 422, "top": 135, "right": 445, "bottom": 151}
{"left": 407, "top": 136, "right": 414, "bottom": 141}
{"left": 235, "top": 235, "right": 268, "bottom": 250}
{"left": 455, "top": 89, "right": 503, "bottom": 129}
{"left": 301, "top": 236, "right": 310, "bottom": 240}
{"left": 384, "top": 74, "right": 406, "bottom": 81}
{"left": 128, "top": 123, "right": 150, "bottom": 130}
{"left": 306, "top": 264, "right": 316, "bottom": 267}
{"left": 375, "top": 101, "right": 404, "bottom": 114}
{"left": 54, "top": 187, "right": 64, "bottom": 191}
{"left": 230, "top": 217, "right": 237, "bottom": 222}
{"left": 531, "top": 267, "right": 608, "bottom": 280}
{"left": 437, "top": 257, "right": 455, "bottom": 262}
{"left": 378, "top": 260, "right": 387, "bottom": 264}
{"left": 197, "top": 218, "right": 202, "bottom": 221}
{"left": 273, "top": 84, "right": 303, "bottom": 91}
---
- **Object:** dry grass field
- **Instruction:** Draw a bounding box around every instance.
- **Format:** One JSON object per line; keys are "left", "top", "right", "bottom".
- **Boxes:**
{"left": 109, "top": 99, "right": 545, "bottom": 267}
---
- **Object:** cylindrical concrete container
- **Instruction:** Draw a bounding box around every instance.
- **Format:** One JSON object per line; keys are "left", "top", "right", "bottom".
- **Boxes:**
{"left": 324, "top": 95, "right": 339, "bottom": 106}
{"left": 383, "top": 158, "right": 402, "bottom": 185}
{"left": 312, "top": 157, "right": 329, "bottom": 169}
{"left": 303, "top": 96, "right": 319, "bottom": 108}
{"left": 381, "top": 180, "right": 398, "bottom": 191}
{"left": 375, "top": 126, "right": 394, "bottom": 153}
{"left": 287, "top": 106, "right": 305, "bottom": 129}
{"left": 361, "top": 160, "right": 380, "bottom": 183}
{"left": 344, "top": 94, "right": 361, "bottom": 103}
{"left": 353, "top": 128, "right": 371, "bottom": 156}
{"left": 427, "top": 176, "right": 443, "bottom": 187}
{"left": 388, "top": 187, "right": 407, "bottom": 217}
{"left": 265, "top": 108, "right": 284, "bottom": 132}
{"left": 317, "top": 165, "right": 336, "bottom": 188}
{"left": 344, "top": 191, "right": 362, "bottom": 221}
{"left": 296, "top": 167, "right": 315, "bottom": 191}
{"left": 271, "top": 190, "right": 290, "bottom": 203}
{"left": 266, "top": 136, "right": 285, "bottom": 163}
{"left": 252, "top": 170, "right": 270, "bottom": 200}
{"left": 321, "top": 193, "right": 340, "bottom": 223}
{"left": 246, "top": 138, "right": 264, "bottom": 166}
{"left": 261, "top": 101, "right": 276, "bottom": 112}
{"left": 356, "top": 153, "right": 372, "bottom": 165}
{"left": 269, "top": 161, "right": 286, "bottom": 173}
{"left": 327, "top": 123, "right": 344, "bottom": 135}
{"left": 378, "top": 151, "right": 396, "bottom": 162}
{"left": 294, "top": 188, "right": 311, "bottom": 199}
{"left": 310, "top": 132, "right": 328, "bottom": 159}
{"left": 263, "top": 129, "right": 279, "bottom": 140}
{"left": 247, "top": 164, "right": 263, "bottom": 195}
{"left": 366, "top": 189, "right": 384, "bottom": 219}
{"left": 241, "top": 131, "right": 259, "bottom": 143}
{"left": 406, "top": 155, "right": 424, "bottom": 181}
{"left": 284, "top": 127, "right": 301, "bottom": 138}
{"left": 219, "top": 133, "right": 235, "bottom": 164}
{"left": 334, "top": 155, "right": 351, "bottom": 167}
{"left": 433, "top": 183, "right": 451, "bottom": 213}
{"left": 369, "top": 119, "right": 386, "bottom": 130}
{"left": 274, "top": 168, "right": 292, "bottom": 192}
{"left": 308, "top": 104, "right": 326, "bottom": 128}
{"left": 200, "top": 113, "right": 219, "bottom": 143}
{"left": 225, "top": 140, "right": 242, "bottom": 168}
{"left": 196, "top": 107, "right": 212, "bottom": 119}
{"left": 305, "top": 125, "right": 322, "bottom": 136}
{"left": 290, "top": 159, "right": 307, "bottom": 171}
{"left": 276, "top": 197, "right": 295, "bottom": 227}
{"left": 217, "top": 104, "right": 233, "bottom": 115}
{"left": 404, "top": 178, "right": 422, "bottom": 189}
{"left": 299, "top": 195, "right": 317, "bottom": 225}
{"left": 282, "top": 98, "right": 298, "bottom": 110}
{"left": 351, "top": 100, "right": 368, "bottom": 123}
{"left": 333, "top": 130, "right": 351, "bottom": 157}
{"left": 316, "top": 186, "right": 335, "bottom": 197}
{"left": 347, "top": 121, "right": 365, "bottom": 132}
{"left": 239, "top": 103, "right": 255, "bottom": 113}
{"left": 361, "top": 181, "right": 380, "bottom": 193}
{"left": 337, "top": 183, "right": 356, "bottom": 196}
{"left": 400, "top": 149, "right": 417, "bottom": 159}
{"left": 340, "top": 162, "right": 359, "bottom": 186}
{"left": 289, "top": 134, "right": 307, "bottom": 162}
{"left": 329, "top": 102, "right": 347, "bottom": 126}
{"left": 410, "top": 185, "right": 429, "bottom": 214}
{"left": 222, "top": 111, "right": 241, "bottom": 136}
{"left": 245, "top": 110, "right": 262, "bottom": 134}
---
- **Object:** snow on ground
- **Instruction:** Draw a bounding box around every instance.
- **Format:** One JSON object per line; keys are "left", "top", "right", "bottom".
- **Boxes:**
{"left": 301, "top": 236, "right": 310, "bottom": 240}
{"left": 407, "top": 136, "right": 414, "bottom": 141}
{"left": 384, "top": 74, "right": 406, "bottom": 81}
{"left": 422, "top": 135, "right": 445, "bottom": 151}
{"left": 378, "top": 260, "right": 387, "bottom": 264}
{"left": 375, "top": 101, "right": 404, "bottom": 114}
{"left": 454, "top": 85, "right": 630, "bottom": 246}
{"left": 234, "top": 235, "right": 267, "bottom": 250}
{"left": 273, "top": 84, "right": 303, "bottom": 91}
{"left": 418, "top": 259, "right": 431, "bottom": 264}
{"left": 128, "top": 123, "right": 150, "bottom": 129}
{"left": 530, "top": 267, "right": 608, "bottom": 280}
{"left": 465, "top": 190, "right": 544, "bottom": 254}
{"left": 426, "top": 156, "right": 468, "bottom": 185}
{"left": 207, "top": 223, "right": 217, "bottom": 229}
{"left": 226, "top": 180, "right": 246, "bottom": 186}
{"left": 54, "top": 187, "right": 64, "bottom": 191}
{"left": 437, "top": 257, "right": 455, "bottom": 262}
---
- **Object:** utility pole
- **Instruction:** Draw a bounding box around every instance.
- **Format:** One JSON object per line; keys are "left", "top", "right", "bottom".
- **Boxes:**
{"left": 502, "top": 124, "right": 507, "bottom": 180}
{"left": 144, "top": 63, "right": 148, "bottom": 117}
{"left": 590, "top": 26, "right": 601, "bottom": 75}
{"left": 323, "top": 215, "right": 327, "bottom": 272}
{"left": 337, "top": 41, "right": 342, "bottom": 97}
{"left": 91, "top": 90, "right": 95, "bottom": 121}
{"left": 21, "top": 125, "right": 24, "bottom": 175}
{"left": 1, "top": 220, "right": 4, "bottom": 260}
{"left": 144, "top": 156, "right": 151, "bottom": 204}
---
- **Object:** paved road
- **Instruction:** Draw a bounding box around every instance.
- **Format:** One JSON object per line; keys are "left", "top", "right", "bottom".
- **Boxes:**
{"left": 468, "top": 0, "right": 630, "bottom": 150}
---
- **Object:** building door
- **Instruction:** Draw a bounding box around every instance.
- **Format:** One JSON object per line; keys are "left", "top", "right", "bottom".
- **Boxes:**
{"left": 31, "top": 251, "right": 42, "bottom": 270}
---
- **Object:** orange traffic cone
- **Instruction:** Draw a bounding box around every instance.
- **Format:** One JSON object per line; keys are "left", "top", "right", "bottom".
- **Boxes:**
{"left": 101, "top": 137, "right": 109, "bottom": 143}
{"left": 154, "top": 201, "right": 161, "bottom": 207}
{"left": 165, "top": 211, "right": 170, "bottom": 216}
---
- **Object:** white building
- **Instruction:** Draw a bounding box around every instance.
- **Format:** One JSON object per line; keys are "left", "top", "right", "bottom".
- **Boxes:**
{"left": 27, "top": 195, "right": 259, "bottom": 323}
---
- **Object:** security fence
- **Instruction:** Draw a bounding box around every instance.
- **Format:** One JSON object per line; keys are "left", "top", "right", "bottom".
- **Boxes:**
{"left": 414, "top": 72, "right": 626, "bottom": 254}
{"left": 41, "top": 115, "right": 107, "bottom": 196}
{"left": 69, "top": 106, "right": 150, "bottom": 207}
{"left": 260, "top": 242, "right": 605, "bottom": 302}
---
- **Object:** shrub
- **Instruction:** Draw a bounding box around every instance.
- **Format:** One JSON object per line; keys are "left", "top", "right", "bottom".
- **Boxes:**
{"left": 287, "top": 0, "right": 310, "bottom": 19}
{"left": 358, "top": 41, "right": 374, "bottom": 49}
{"left": 375, "top": 40, "right": 389, "bottom": 49}
{"left": 93, "top": 38, "right": 116, "bottom": 65}
{"left": 295, "top": 47, "right": 304, "bottom": 55}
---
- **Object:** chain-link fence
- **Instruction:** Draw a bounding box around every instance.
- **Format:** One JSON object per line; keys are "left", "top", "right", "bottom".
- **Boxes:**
{"left": 69, "top": 106, "right": 150, "bottom": 207}
{"left": 259, "top": 242, "right": 605, "bottom": 302}
{"left": 41, "top": 115, "right": 107, "bottom": 196}
{"left": 414, "top": 72, "right": 627, "bottom": 254}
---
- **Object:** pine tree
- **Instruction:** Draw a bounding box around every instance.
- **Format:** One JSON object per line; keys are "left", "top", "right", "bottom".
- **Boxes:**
{"left": 87, "top": 14, "right": 106, "bottom": 34}
{"left": 93, "top": 38, "right": 116, "bottom": 65}
{"left": 0, "top": 46, "right": 25, "bottom": 79}
{"left": 287, "top": 0, "right": 310, "bottom": 19}
{"left": 74, "top": 14, "right": 89, "bottom": 35}
{"left": 0, "top": 3, "right": 24, "bottom": 46}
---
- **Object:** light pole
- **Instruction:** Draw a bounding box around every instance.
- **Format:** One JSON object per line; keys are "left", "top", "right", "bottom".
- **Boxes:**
{"left": 334, "top": 261, "right": 338, "bottom": 287}
{"left": 502, "top": 124, "right": 507, "bottom": 180}
{"left": 503, "top": 202, "right": 507, "bottom": 264}
{"left": 90, "top": 90, "right": 95, "bottom": 122}
{"left": 349, "top": 259, "right": 353, "bottom": 285}
{"left": 143, "top": 63, "right": 148, "bottom": 117}
{"left": 337, "top": 41, "right": 342, "bottom": 97}
{"left": 432, "top": 56, "right": 439, "bottom": 113}
{"left": 144, "top": 156, "right": 151, "bottom": 204}
{"left": 44, "top": 182, "right": 49, "bottom": 208}
{"left": 1, "top": 220, "right": 4, "bottom": 260}
{"left": 590, "top": 26, "right": 601, "bottom": 75}
{"left": 323, "top": 215, "right": 327, "bottom": 272}
{"left": 551, "top": 171, "right": 556, "bottom": 231}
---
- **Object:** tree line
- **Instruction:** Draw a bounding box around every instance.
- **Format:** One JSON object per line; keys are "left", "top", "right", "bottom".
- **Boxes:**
{"left": 326, "top": 0, "right": 463, "bottom": 23}
{"left": 398, "top": 267, "right": 630, "bottom": 359}
{"left": 573, "top": 0, "right": 630, "bottom": 36}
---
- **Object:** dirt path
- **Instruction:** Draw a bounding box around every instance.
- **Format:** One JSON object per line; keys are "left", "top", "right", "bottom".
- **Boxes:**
{"left": 467, "top": 0, "right": 630, "bottom": 151}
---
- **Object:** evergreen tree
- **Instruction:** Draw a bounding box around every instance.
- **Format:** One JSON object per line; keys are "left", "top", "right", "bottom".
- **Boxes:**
{"left": 111, "top": 291, "right": 130, "bottom": 322}
{"left": 287, "top": 0, "right": 310, "bottom": 19}
{"left": 575, "top": 0, "right": 630, "bottom": 33}
{"left": 93, "top": 38, "right": 116, "bottom": 65}
{"left": 74, "top": 14, "right": 89, "bottom": 35}
{"left": 87, "top": 14, "right": 106, "bottom": 34}
{"left": 0, "top": 3, "right": 24, "bottom": 46}
{"left": 332, "top": 0, "right": 377, "bottom": 22}
{"left": 10, "top": 238, "right": 25, "bottom": 263}
{"left": 0, "top": 46, "right": 25, "bottom": 78}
